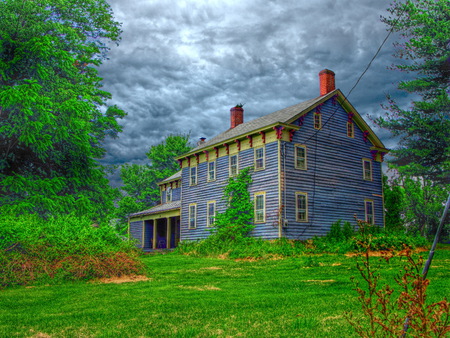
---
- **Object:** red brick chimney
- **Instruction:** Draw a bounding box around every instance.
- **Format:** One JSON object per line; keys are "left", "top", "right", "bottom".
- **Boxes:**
{"left": 319, "top": 69, "right": 335, "bottom": 95}
{"left": 230, "top": 106, "right": 244, "bottom": 129}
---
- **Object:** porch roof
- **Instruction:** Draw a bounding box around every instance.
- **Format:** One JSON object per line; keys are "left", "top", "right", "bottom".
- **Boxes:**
{"left": 129, "top": 200, "right": 181, "bottom": 218}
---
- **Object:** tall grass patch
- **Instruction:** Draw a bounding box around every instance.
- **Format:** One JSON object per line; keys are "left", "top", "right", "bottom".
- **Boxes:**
{"left": 0, "top": 213, "right": 145, "bottom": 287}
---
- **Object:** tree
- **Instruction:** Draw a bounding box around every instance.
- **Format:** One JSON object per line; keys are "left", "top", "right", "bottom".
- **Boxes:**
{"left": 383, "top": 175, "right": 405, "bottom": 230}
{"left": 115, "top": 134, "right": 192, "bottom": 229}
{"left": 377, "top": 0, "right": 450, "bottom": 184}
{"left": 402, "top": 177, "right": 449, "bottom": 238}
{"left": 0, "top": 0, "right": 125, "bottom": 218}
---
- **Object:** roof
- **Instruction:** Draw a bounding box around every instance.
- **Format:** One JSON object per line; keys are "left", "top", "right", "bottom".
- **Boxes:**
{"left": 158, "top": 170, "right": 182, "bottom": 185}
{"left": 180, "top": 89, "right": 386, "bottom": 157}
{"left": 129, "top": 200, "right": 181, "bottom": 218}
{"left": 183, "top": 91, "right": 338, "bottom": 156}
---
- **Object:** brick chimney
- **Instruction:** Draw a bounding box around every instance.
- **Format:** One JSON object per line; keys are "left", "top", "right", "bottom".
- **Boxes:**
{"left": 230, "top": 106, "right": 244, "bottom": 129}
{"left": 319, "top": 69, "right": 335, "bottom": 95}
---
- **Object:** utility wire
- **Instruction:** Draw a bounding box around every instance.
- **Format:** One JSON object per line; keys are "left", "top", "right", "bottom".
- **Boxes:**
{"left": 303, "top": 11, "right": 400, "bottom": 145}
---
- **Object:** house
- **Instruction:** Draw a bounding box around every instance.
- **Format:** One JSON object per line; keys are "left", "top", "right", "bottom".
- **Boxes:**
{"left": 128, "top": 70, "right": 388, "bottom": 250}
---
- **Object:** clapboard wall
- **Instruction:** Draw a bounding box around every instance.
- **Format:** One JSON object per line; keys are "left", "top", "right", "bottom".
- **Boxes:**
{"left": 180, "top": 141, "right": 280, "bottom": 241}
{"left": 281, "top": 98, "right": 384, "bottom": 240}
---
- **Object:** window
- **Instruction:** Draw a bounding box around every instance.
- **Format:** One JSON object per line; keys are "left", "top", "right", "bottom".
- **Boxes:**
{"left": 229, "top": 154, "right": 238, "bottom": 177}
{"left": 295, "top": 145, "right": 307, "bottom": 170}
{"left": 190, "top": 166, "right": 197, "bottom": 186}
{"left": 295, "top": 192, "right": 308, "bottom": 222}
{"left": 188, "top": 204, "right": 197, "bottom": 229}
{"left": 314, "top": 113, "right": 321, "bottom": 129}
{"left": 347, "top": 122, "right": 354, "bottom": 138}
{"left": 254, "top": 147, "right": 265, "bottom": 170}
{"left": 166, "top": 187, "right": 172, "bottom": 203}
{"left": 207, "top": 201, "right": 216, "bottom": 227}
{"left": 362, "top": 159, "right": 372, "bottom": 181}
{"left": 365, "top": 200, "right": 374, "bottom": 224}
{"left": 207, "top": 161, "right": 216, "bottom": 182}
{"left": 254, "top": 192, "right": 265, "bottom": 223}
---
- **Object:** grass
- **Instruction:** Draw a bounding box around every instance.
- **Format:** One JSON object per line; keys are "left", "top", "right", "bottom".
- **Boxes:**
{"left": 0, "top": 246, "right": 449, "bottom": 337}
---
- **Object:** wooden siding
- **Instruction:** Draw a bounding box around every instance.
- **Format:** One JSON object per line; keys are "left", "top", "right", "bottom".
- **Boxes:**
{"left": 281, "top": 98, "right": 384, "bottom": 240}
{"left": 129, "top": 220, "right": 143, "bottom": 247}
{"left": 161, "top": 186, "right": 181, "bottom": 204}
{"left": 180, "top": 141, "right": 280, "bottom": 241}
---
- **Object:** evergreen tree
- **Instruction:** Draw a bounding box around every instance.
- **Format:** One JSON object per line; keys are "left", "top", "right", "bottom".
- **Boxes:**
{"left": 377, "top": 0, "right": 450, "bottom": 184}
{"left": 0, "top": 0, "right": 124, "bottom": 218}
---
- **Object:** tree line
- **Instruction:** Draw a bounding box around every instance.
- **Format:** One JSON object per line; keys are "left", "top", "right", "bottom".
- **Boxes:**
{"left": 0, "top": 0, "right": 448, "bottom": 238}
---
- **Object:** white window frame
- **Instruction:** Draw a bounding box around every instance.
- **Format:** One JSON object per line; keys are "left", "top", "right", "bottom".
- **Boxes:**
{"left": 188, "top": 203, "right": 197, "bottom": 229}
{"left": 294, "top": 144, "right": 307, "bottom": 170}
{"left": 254, "top": 147, "right": 265, "bottom": 170}
{"left": 295, "top": 192, "right": 308, "bottom": 222}
{"left": 207, "top": 201, "right": 216, "bottom": 227}
{"left": 189, "top": 166, "right": 197, "bottom": 186}
{"left": 229, "top": 154, "right": 239, "bottom": 177}
{"left": 314, "top": 113, "right": 321, "bottom": 130}
{"left": 207, "top": 161, "right": 216, "bottom": 182}
{"left": 364, "top": 199, "right": 374, "bottom": 224}
{"left": 254, "top": 192, "right": 266, "bottom": 223}
{"left": 166, "top": 186, "right": 172, "bottom": 203}
{"left": 362, "top": 159, "right": 372, "bottom": 181}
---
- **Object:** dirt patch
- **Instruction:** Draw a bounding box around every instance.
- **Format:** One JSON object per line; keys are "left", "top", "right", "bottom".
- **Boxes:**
{"left": 178, "top": 285, "right": 221, "bottom": 291}
{"left": 94, "top": 275, "right": 150, "bottom": 284}
{"left": 201, "top": 266, "right": 222, "bottom": 270}
{"left": 345, "top": 247, "right": 428, "bottom": 257}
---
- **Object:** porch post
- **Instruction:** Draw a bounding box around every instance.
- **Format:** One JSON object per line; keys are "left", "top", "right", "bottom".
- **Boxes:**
{"left": 166, "top": 217, "right": 171, "bottom": 249}
{"left": 152, "top": 219, "right": 157, "bottom": 250}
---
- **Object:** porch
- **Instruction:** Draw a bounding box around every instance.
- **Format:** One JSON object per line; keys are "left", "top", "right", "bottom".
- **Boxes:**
{"left": 142, "top": 216, "right": 181, "bottom": 250}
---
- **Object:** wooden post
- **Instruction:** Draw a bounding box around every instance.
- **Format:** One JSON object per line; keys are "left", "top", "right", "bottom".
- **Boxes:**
{"left": 152, "top": 219, "right": 157, "bottom": 250}
{"left": 166, "top": 217, "right": 171, "bottom": 249}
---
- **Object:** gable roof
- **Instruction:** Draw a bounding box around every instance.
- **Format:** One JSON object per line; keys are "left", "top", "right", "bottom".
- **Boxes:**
{"left": 180, "top": 89, "right": 386, "bottom": 157}
{"left": 158, "top": 170, "right": 182, "bottom": 185}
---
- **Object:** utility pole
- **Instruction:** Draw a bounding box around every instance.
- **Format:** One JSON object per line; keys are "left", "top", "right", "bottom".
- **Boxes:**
{"left": 402, "top": 192, "right": 450, "bottom": 336}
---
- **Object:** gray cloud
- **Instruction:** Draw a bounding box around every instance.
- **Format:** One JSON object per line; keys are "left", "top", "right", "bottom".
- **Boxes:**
{"left": 99, "top": 0, "right": 405, "bottom": 179}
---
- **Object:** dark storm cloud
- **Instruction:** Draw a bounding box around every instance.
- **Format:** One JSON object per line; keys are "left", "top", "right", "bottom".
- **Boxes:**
{"left": 98, "top": 0, "right": 404, "bottom": 176}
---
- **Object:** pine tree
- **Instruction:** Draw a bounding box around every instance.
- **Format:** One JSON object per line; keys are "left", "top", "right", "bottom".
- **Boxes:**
{"left": 377, "top": 0, "right": 450, "bottom": 184}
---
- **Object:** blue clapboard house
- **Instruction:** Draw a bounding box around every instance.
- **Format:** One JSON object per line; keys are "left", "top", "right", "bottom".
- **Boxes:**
{"left": 128, "top": 70, "right": 388, "bottom": 250}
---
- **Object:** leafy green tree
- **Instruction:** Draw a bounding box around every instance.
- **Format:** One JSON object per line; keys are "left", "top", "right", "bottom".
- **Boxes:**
{"left": 377, "top": 0, "right": 450, "bottom": 184}
{"left": 116, "top": 134, "right": 192, "bottom": 228}
{"left": 383, "top": 175, "right": 406, "bottom": 230}
{"left": 0, "top": 0, "right": 124, "bottom": 218}
{"left": 402, "top": 177, "right": 449, "bottom": 238}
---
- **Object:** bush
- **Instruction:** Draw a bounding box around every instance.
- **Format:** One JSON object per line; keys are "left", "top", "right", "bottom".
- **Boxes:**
{"left": 0, "top": 211, "right": 145, "bottom": 287}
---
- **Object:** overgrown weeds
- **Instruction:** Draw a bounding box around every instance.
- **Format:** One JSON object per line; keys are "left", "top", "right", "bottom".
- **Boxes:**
{"left": 0, "top": 212, "right": 145, "bottom": 288}
{"left": 178, "top": 219, "right": 428, "bottom": 259}
{"left": 345, "top": 247, "right": 450, "bottom": 337}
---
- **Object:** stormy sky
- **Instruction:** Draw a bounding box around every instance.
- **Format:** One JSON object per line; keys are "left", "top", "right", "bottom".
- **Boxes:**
{"left": 98, "top": 0, "right": 409, "bottom": 179}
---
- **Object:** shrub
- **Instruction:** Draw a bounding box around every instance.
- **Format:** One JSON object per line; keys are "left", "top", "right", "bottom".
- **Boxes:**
{"left": 0, "top": 211, "right": 145, "bottom": 287}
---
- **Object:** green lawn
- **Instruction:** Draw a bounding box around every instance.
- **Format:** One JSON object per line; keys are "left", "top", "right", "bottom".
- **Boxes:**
{"left": 1, "top": 248, "right": 449, "bottom": 337}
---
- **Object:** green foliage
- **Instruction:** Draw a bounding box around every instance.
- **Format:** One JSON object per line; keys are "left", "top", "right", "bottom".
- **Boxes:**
{"left": 212, "top": 167, "right": 255, "bottom": 240}
{"left": 0, "top": 0, "right": 125, "bottom": 218}
{"left": 383, "top": 175, "right": 406, "bottom": 230}
{"left": 116, "top": 134, "right": 192, "bottom": 228}
{"left": 0, "top": 211, "right": 144, "bottom": 287}
{"left": 177, "top": 167, "right": 255, "bottom": 257}
{"left": 377, "top": 0, "right": 450, "bottom": 184}
{"left": 310, "top": 219, "right": 428, "bottom": 254}
{"left": 401, "top": 177, "right": 450, "bottom": 239}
